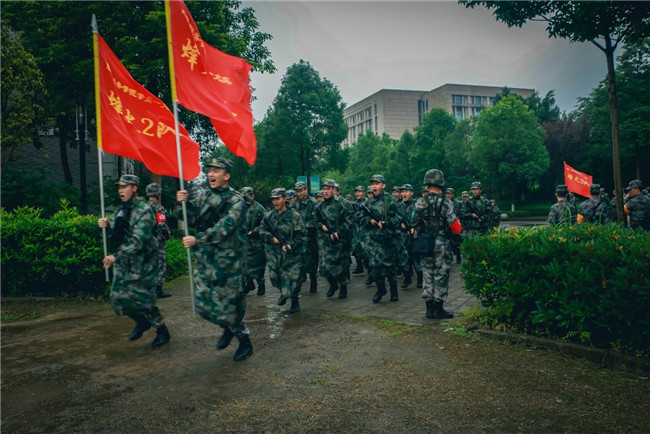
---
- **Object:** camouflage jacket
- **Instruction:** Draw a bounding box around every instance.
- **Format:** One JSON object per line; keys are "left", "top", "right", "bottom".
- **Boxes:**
{"left": 578, "top": 196, "right": 612, "bottom": 224}
{"left": 293, "top": 196, "right": 318, "bottom": 228}
{"left": 243, "top": 198, "right": 266, "bottom": 237}
{"left": 460, "top": 196, "right": 492, "bottom": 231}
{"left": 547, "top": 200, "right": 577, "bottom": 226}
{"left": 362, "top": 191, "right": 401, "bottom": 241}
{"left": 259, "top": 207, "right": 307, "bottom": 257}
{"left": 411, "top": 193, "right": 456, "bottom": 240}
{"left": 625, "top": 193, "right": 650, "bottom": 230}
{"left": 315, "top": 196, "right": 353, "bottom": 240}
{"left": 148, "top": 200, "right": 171, "bottom": 242}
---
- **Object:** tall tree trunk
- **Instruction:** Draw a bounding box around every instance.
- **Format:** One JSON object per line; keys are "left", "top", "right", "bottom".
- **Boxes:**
{"left": 59, "top": 121, "right": 73, "bottom": 185}
{"left": 604, "top": 36, "right": 624, "bottom": 223}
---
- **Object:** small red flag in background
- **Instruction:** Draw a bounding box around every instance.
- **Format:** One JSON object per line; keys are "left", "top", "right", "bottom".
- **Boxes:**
{"left": 564, "top": 162, "right": 593, "bottom": 197}
{"left": 96, "top": 34, "right": 200, "bottom": 180}
{"left": 167, "top": 0, "right": 257, "bottom": 165}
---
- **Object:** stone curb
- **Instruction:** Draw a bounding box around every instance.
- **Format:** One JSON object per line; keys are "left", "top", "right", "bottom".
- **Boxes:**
{"left": 474, "top": 329, "right": 650, "bottom": 375}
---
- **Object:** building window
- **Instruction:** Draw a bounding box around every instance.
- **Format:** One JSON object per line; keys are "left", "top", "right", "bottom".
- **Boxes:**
{"left": 453, "top": 106, "right": 464, "bottom": 120}
{"left": 489, "top": 97, "right": 496, "bottom": 106}
{"left": 452, "top": 94, "right": 464, "bottom": 104}
{"left": 472, "top": 96, "right": 484, "bottom": 105}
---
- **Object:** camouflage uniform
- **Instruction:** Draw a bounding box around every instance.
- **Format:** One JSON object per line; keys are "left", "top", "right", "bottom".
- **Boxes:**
{"left": 260, "top": 191, "right": 307, "bottom": 306}
{"left": 489, "top": 201, "right": 502, "bottom": 229}
{"left": 293, "top": 182, "right": 319, "bottom": 292}
{"left": 363, "top": 176, "right": 401, "bottom": 302}
{"left": 548, "top": 185, "right": 577, "bottom": 226}
{"left": 578, "top": 184, "right": 612, "bottom": 225}
{"left": 241, "top": 187, "right": 267, "bottom": 294}
{"left": 147, "top": 198, "right": 171, "bottom": 287}
{"left": 460, "top": 182, "right": 492, "bottom": 236}
{"left": 351, "top": 186, "right": 367, "bottom": 274}
{"left": 182, "top": 184, "right": 249, "bottom": 337}
{"left": 412, "top": 169, "right": 460, "bottom": 319}
{"left": 314, "top": 180, "right": 354, "bottom": 295}
{"left": 624, "top": 180, "right": 650, "bottom": 230}
{"left": 109, "top": 195, "right": 164, "bottom": 327}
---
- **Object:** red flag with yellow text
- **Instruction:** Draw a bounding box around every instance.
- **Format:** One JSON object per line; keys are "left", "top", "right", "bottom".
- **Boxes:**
{"left": 96, "top": 34, "right": 200, "bottom": 180}
{"left": 166, "top": 0, "right": 257, "bottom": 165}
{"left": 564, "top": 162, "right": 593, "bottom": 197}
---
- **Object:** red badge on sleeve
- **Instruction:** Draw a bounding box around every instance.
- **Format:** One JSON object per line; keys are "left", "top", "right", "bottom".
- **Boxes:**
{"left": 156, "top": 212, "right": 167, "bottom": 224}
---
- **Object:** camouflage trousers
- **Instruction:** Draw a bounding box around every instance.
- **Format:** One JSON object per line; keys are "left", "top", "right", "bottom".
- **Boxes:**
{"left": 317, "top": 234, "right": 349, "bottom": 285}
{"left": 110, "top": 264, "right": 165, "bottom": 328}
{"left": 366, "top": 232, "right": 397, "bottom": 281}
{"left": 300, "top": 229, "right": 319, "bottom": 285}
{"left": 246, "top": 238, "right": 267, "bottom": 282}
{"left": 419, "top": 238, "right": 452, "bottom": 303}
{"left": 192, "top": 251, "right": 249, "bottom": 338}
{"left": 155, "top": 244, "right": 167, "bottom": 286}
{"left": 267, "top": 249, "right": 303, "bottom": 300}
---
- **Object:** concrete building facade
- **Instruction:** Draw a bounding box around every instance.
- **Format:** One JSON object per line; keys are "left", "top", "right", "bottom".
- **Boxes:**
{"left": 343, "top": 83, "right": 535, "bottom": 147}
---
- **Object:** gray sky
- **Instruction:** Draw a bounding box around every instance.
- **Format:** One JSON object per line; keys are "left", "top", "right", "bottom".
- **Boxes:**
{"left": 244, "top": 1, "right": 609, "bottom": 122}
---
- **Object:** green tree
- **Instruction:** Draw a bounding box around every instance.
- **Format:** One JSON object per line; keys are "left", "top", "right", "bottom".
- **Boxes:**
{"left": 412, "top": 108, "right": 457, "bottom": 186}
{"left": 462, "top": 0, "right": 650, "bottom": 221}
{"left": 1, "top": 23, "right": 49, "bottom": 171}
{"left": 442, "top": 118, "right": 476, "bottom": 190}
{"left": 395, "top": 130, "right": 417, "bottom": 186}
{"left": 471, "top": 95, "right": 549, "bottom": 210}
{"left": 259, "top": 60, "right": 348, "bottom": 181}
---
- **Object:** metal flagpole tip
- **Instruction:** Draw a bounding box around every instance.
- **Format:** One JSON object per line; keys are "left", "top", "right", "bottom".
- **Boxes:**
{"left": 91, "top": 14, "right": 98, "bottom": 33}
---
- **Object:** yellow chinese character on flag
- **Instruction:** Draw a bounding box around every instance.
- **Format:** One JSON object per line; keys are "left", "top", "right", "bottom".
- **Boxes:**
{"left": 108, "top": 91, "right": 123, "bottom": 114}
{"left": 181, "top": 38, "right": 200, "bottom": 71}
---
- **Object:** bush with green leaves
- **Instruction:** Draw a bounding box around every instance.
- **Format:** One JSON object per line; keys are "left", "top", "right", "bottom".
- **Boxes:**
{"left": 2, "top": 201, "right": 191, "bottom": 297}
{"left": 461, "top": 224, "right": 650, "bottom": 356}
{"left": 1, "top": 201, "right": 107, "bottom": 297}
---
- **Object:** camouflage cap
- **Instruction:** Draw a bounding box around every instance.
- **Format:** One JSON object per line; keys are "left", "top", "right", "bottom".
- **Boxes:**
{"left": 589, "top": 184, "right": 601, "bottom": 195}
{"left": 145, "top": 182, "right": 161, "bottom": 196}
{"left": 205, "top": 157, "right": 233, "bottom": 172}
{"left": 422, "top": 185, "right": 429, "bottom": 192}
{"left": 471, "top": 181, "right": 482, "bottom": 190}
{"left": 354, "top": 185, "right": 366, "bottom": 192}
{"left": 285, "top": 189, "right": 296, "bottom": 199}
{"left": 367, "top": 186, "right": 373, "bottom": 192}
{"left": 116, "top": 174, "right": 140, "bottom": 186}
{"left": 461, "top": 191, "right": 469, "bottom": 197}
{"left": 315, "top": 190, "right": 324, "bottom": 197}
{"left": 445, "top": 187, "right": 455, "bottom": 194}
{"left": 241, "top": 186, "right": 254, "bottom": 196}
{"left": 345, "top": 194, "right": 353, "bottom": 201}
{"left": 370, "top": 174, "right": 385, "bottom": 183}
{"left": 294, "top": 181, "right": 307, "bottom": 190}
{"left": 555, "top": 184, "right": 569, "bottom": 195}
{"left": 334, "top": 183, "right": 340, "bottom": 191}
{"left": 627, "top": 179, "right": 643, "bottom": 190}
{"left": 400, "top": 184, "right": 414, "bottom": 191}
{"left": 392, "top": 185, "right": 401, "bottom": 192}
{"left": 270, "top": 188, "right": 286, "bottom": 198}
{"left": 322, "top": 179, "right": 337, "bottom": 188}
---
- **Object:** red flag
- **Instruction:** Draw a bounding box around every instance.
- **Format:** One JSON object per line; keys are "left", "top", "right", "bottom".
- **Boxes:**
{"left": 166, "top": 0, "right": 257, "bottom": 165}
{"left": 564, "top": 162, "right": 593, "bottom": 197}
{"left": 95, "top": 34, "right": 200, "bottom": 180}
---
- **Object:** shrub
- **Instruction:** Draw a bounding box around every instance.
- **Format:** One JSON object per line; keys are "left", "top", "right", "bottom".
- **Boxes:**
{"left": 461, "top": 224, "right": 650, "bottom": 356}
{"left": 1, "top": 201, "right": 108, "bottom": 297}
{"left": 165, "top": 238, "right": 189, "bottom": 281}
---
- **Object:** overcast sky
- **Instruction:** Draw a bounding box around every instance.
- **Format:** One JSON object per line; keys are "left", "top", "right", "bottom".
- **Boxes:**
{"left": 242, "top": 0, "right": 611, "bottom": 123}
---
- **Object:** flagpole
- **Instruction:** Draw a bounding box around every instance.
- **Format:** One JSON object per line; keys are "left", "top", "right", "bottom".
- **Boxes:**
{"left": 92, "top": 15, "right": 110, "bottom": 282}
{"left": 166, "top": 0, "right": 196, "bottom": 315}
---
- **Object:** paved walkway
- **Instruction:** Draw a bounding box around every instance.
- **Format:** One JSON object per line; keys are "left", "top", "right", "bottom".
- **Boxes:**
{"left": 245, "top": 261, "right": 475, "bottom": 325}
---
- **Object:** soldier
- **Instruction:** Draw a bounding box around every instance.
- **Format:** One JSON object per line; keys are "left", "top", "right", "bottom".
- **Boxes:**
{"left": 98, "top": 175, "right": 170, "bottom": 348}
{"left": 624, "top": 179, "right": 650, "bottom": 230}
{"left": 422, "top": 186, "right": 430, "bottom": 198}
{"left": 489, "top": 199, "right": 502, "bottom": 229}
{"left": 146, "top": 182, "right": 172, "bottom": 299}
{"left": 285, "top": 189, "right": 297, "bottom": 208}
{"left": 315, "top": 190, "right": 324, "bottom": 202}
{"left": 411, "top": 169, "right": 462, "bottom": 319}
{"left": 363, "top": 185, "right": 375, "bottom": 286}
{"left": 567, "top": 191, "right": 578, "bottom": 208}
{"left": 461, "top": 181, "right": 492, "bottom": 236}
{"left": 314, "top": 179, "right": 354, "bottom": 298}
{"left": 461, "top": 191, "right": 469, "bottom": 201}
{"left": 259, "top": 188, "right": 307, "bottom": 313}
{"left": 241, "top": 187, "right": 267, "bottom": 295}
{"left": 294, "top": 181, "right": 319, "bottom": 293}
{"left": 445, "top": 187, "right": 463, "bottom": 264}
{"left": 351, "top": 186, "right": 367, "bottom": 275}
{"left": 363, "top": 174, "right": 401, "bottom": 303}
{"left": 577, "top": 184, "right": 612, "bottom": 224}
{"left": 176, "top": 158, "right": 252, "bottom": 361}
{"left": 547, "top": 184, "right": 577, "bottom": 226}
{"left": 392, "top": 186, "right": 402, "bottom": 202}
{"left": 399, "top": 184, "right": 416, "bottom": 288}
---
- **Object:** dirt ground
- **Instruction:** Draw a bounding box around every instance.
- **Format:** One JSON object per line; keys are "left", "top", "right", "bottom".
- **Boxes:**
{"left": 2, "top": 286, "right": 650, "bottom": 433}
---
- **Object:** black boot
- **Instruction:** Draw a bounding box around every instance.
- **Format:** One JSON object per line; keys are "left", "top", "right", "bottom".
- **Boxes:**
{"left": 151, "top": 325, "right": 170, "bottom": 348}
{"left": 128, "top": 315, "right": 151, "bottom": 341}
{"left": 372, "top": 281, "right": 387, "bottom": 303}
{"left": 309, "top": 275, "right": 318, "bottom": 293}
{"left": 416, "top": 271, "right": 423, "bottom": 289}
{"left": 216, "top": 327, "right": 234, "bottom": 350}
{"left": 389, "top": 280, "right": 399, "bottom": 302}
{"left": 456, "top": 254, "right": 461, "bottom": 264}
{"left": 156, "top": 284, "right": 172, "bottom": 299}
{"left": 289, "top": 298, "right": 300, "bottom": 314}
{"left": 353, "top": 258, "right": 364, "bottom": 274}
{"left": 277, "top": 293, "right": 289, "bottom": 306}
{"left": 401, "top": 273, "right": 412, "bottom": 289}
{"left": 326, "top": 282, "right": 338, "bottom": 298}
{"left": 233, "top": 335, "right": 253, "bottom": 361}
{"left": 425, "top": 300, "right": 435, "bottom": 318}
{"left": 432, "top": 301, "right": 453, "bottom": 319}
{"left": 338, "top": 284, "right": 348, "bottom": 299}
{"left": 256, "top": 280, "right": 266, "bottom": 296}
{"left": 364, "top": 276, "right": 374, "bottom": 286}
{"left": 245, "top": 280, "right": 255, "bottom": 293}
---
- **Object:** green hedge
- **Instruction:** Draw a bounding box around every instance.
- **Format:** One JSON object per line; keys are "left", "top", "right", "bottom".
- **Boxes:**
{"left": 2, "top": 202, "right": 190, "bottom": 297}
{"left": 461, "top": 224, "right": 650, "bottom": 356}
